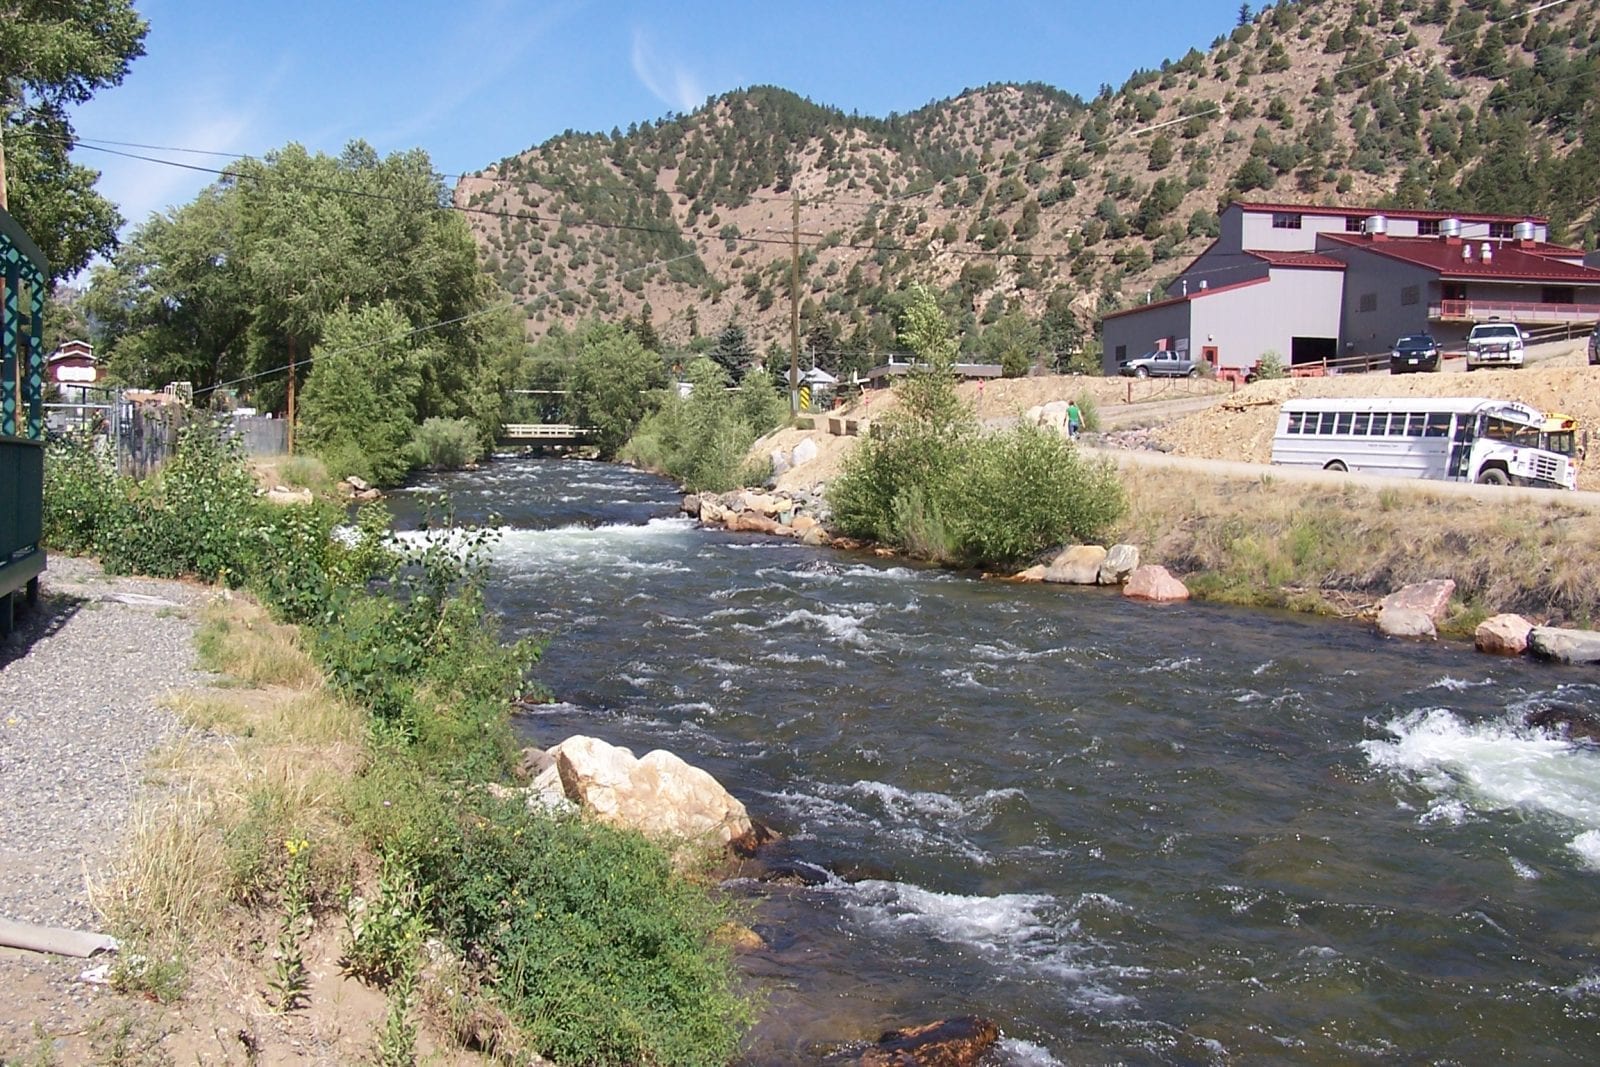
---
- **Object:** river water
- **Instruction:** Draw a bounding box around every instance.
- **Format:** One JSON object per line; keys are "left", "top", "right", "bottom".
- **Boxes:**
{"left": 393, "top": 456, "right": 1600, "bottom": 1065}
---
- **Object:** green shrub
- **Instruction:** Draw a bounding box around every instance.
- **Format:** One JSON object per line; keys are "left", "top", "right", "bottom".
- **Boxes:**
{"left": 620, "top": 358, "right": 773, "bottom": 492}
{"left": 1074, "top": 392, "right": 1102, "bottom": 433}
{"left": 98, "top": 425, "right": 259, "bottom": 585}
{"left": 417, "top": 794, "right": 752, "bottom": 1067}
{"left": 43, "top": 438, "right": 128, "bottom": 555}
{"left": 1255, "top": 349, "right": 1289, "bottom": 380}
{"left": 277, "top": 455, "right": 333, "bottom": 493}
{"left": 950, "top": 422, "right": 1127, "bottom": 566}
{"left": 408, "top": 417, "right": 485, "bottom": 471}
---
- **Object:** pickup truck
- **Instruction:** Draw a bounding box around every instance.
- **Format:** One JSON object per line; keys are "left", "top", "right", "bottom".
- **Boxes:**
{"left": 1465, "top": 322, "right": 1525, "bottom": 371}
{"left": 1117, "top": 350, "right": 1199, "bottom": 378}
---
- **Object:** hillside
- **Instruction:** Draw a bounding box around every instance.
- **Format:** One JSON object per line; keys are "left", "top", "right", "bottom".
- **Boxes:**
{"left": 455, "top": 0, "right": 1600, "bottom": 371}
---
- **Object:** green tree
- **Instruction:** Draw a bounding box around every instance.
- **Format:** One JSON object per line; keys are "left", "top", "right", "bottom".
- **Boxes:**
{"left": 566, "top": 324, "right": 666, "bottom": 459}
{"left": 708, "top": 323, "right": 755, "bottom": 381}
{"left": 0, "top": 0, "right": 148, "bottom": 278}
{"left": 979, "top": 310, "right": 1041, "bottom": 378}
{"left": 297, "top": 302, "right": 422, "bottom": 486}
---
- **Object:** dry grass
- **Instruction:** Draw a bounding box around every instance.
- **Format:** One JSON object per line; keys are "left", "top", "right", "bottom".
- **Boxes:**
{"left": 1118, "top": 464, "right": 1600, "bottom": 627}
{"left": 195, "top": 596, "right": 324, "bottom": 690}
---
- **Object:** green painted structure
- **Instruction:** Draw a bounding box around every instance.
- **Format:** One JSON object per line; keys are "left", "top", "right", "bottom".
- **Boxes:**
{"left": 0, "top": 206, "right": 47, "bottom": 631}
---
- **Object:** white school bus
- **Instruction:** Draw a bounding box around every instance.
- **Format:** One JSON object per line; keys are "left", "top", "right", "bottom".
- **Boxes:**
{"left": 1270, "top": 397, "right": 1577, "bottom": 490}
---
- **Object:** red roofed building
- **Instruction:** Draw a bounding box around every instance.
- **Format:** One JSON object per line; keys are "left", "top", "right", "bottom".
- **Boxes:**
{"left": 1101, "top": 201, "right": 1600, "bottom": 378}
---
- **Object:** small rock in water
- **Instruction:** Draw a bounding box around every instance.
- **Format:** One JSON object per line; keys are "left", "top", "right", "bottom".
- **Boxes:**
{"left": 1524, "top": 704, "right": 1600, "bottom": 743}
{"left": 857, "top": 1016, "right": 1000, "bottom": 1066}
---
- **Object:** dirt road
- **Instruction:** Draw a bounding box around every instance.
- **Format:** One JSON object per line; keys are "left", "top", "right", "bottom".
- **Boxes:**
{"left": 1087, "top": 446, "right": 1600, "bottom": 510}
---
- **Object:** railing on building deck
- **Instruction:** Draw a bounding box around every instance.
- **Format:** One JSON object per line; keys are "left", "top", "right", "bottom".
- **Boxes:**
{"left": 0, "top": 436, "right": 46, "bottom": 609}
{"left": 1433, "top": 300, "right": 1600, "bottom": 325}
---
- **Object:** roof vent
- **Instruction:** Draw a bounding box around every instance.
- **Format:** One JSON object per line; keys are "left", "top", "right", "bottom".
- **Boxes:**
{"left": 1481, "top": 241, "right": 1493, "bottom": 264}
{"left": 1463, "top": 243, "right": 1474, "bottom": 261}
{"left": 1364, "top": 214, "right": 1388, "bottom": 236}
{"left": 1199, "top": 279, "right": 1208, "bottom": 290}
{"left": 1440, "top": 217, "right": 1461, "bottom": 238}
{"left": 1513, "top": 221, "right": 1536, "bottom": 242}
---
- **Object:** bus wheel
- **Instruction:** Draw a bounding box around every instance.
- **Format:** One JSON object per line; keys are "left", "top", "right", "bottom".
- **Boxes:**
{"left": 1324, "top": 460, "right": 1348, "bottom": 472}
{"left": 1477, "top": 467, "right": 1510, "bottom": 486}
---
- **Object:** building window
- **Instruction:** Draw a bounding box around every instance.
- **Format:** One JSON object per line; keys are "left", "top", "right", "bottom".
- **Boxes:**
{"left": 1345, "top": 215, "right": 1365, "bottom": 232}
{"left": 1542, "top": 286, "right": 1575, "bottom": 305}
{"left": 1115, "top": 345, "right": 1126, "bottom": 363}
{"left": 1489, "top": 222, "right": 1515, "bottom": 239}
{"left": 1272, "top": 212, "right": 1303, "bottom": 229}
{"left": 1417, "top": 219, "right": 1441, "bottom": 236}
{"left": 1359, "top": 292, "right": 1378, "bottom": 313}
{"left": 1400, "top": 285, "right": 1419, "bottom": 306}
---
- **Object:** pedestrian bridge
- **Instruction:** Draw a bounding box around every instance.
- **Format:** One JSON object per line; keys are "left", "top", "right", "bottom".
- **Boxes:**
{"left": 498, "top": 423, "right": 595, "bottom": 446}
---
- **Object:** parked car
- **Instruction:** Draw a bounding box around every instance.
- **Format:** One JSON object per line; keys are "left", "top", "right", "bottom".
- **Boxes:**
{"left": 1588, "top": 325, "right": 1599, "bottom": 365}
{"left": 1465, "top": 322, "right": 1526, "bottom": 371}
{"left": 1117, "top": 350, "right": 1198, "bottom": 378}
{"left": 1389, "top": 334, "right": 1441, "bottom": 374}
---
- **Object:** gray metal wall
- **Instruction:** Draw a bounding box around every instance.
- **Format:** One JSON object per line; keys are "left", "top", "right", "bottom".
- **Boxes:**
{"left": 1100, "top": 299, "right": 1194, "bottom": 374}
{"left": 1169, "top": 248, "right": 1267, "bottom": 296}
{"left": 1187, "top": 269, "right": 1343, "bottom": 373}
{"left": 1332, "top": 248, "right": 1445, "bottom": 356}
{"left": 231, "top": 416, "right": 289, "bottom": 457}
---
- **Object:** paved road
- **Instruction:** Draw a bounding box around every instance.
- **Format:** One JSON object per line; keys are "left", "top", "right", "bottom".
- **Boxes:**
{"left": 1086, "top": 445, "right": 1600, "bottom": 509}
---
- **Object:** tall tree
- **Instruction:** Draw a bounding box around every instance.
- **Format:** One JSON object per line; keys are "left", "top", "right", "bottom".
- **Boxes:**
{"left": 0, "top": 0, "right": 148, "bottom": 278}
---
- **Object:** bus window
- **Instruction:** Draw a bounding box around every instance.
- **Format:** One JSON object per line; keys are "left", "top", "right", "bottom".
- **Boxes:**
{"left": 1424, "top": 412, "right": 1451, "bottom": 438}
{"left": 1543, "top": 431, "right": 1575, "bottom": 456}
{"left": 1351, "top": 412, "right": 1370, "bottom": 435}
{"left": 1371, "top": 413, "right": 1390, "bottom": 435}
{"left": 1334, "top": 412, "right": 1353, "bottom": 434}
{"left": 1319, "top": 411, "right": 1337, "bottom": 434}
{"left": 1406, "top": 412, "right": 1427, "bottom": 436}
{"left": 1483, "top": 417, "right": 1538, "bottom": 446}
{"left": 1287, "top": 410, "right": 1304, "bottom": 434}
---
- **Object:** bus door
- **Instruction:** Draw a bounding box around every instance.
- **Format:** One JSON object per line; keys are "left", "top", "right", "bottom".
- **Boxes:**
{"left": 1447, "top": 414, "right": 1476, "bottom": 479}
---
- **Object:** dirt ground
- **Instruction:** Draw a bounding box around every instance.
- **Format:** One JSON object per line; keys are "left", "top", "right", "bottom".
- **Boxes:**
{"left": 759, "top": 341, "right": 1600, "bottom": 492}
{"left": 1151, "top": 342, "right": 1600, "bottom": 486}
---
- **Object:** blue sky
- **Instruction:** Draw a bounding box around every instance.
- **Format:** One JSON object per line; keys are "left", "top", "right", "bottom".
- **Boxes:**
{"left": 71, "top": 1, "right": 1249, "bottom": 232}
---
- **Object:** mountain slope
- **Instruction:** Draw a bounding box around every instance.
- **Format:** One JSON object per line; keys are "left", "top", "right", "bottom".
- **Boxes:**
{"left": 454, "top": 0, "right": 1600, "bottom": 371}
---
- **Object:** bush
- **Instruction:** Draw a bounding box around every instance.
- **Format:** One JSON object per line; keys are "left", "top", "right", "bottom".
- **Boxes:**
{"left": 98, "top": 425, "right": 260, "bottom": 585}
{"left": 1074, "top": 392, "right": 1102, "bottom": 433}
{"left": 949, "top": 422, "right": 1127, "bottom": 567}
{"left": 416, "top": 793, "right": 752, "bottom": 1067}
{"left": 620, "top": 358, "right": 778, "bottom": 493}
{"left": 408, "top": 417, "right": 485, "bottom": 471}
{"left": 1254, "top": 349, "right": 1289, "bottom": 380}
{"left": 43, "top": 437, "right": 127, "bottom": 556}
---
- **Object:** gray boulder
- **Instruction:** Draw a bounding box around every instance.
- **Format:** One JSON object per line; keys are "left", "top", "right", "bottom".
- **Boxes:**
{"left": 1097, "top": 544, "right": 1140, "bottom": 585}
{"left": 1529, "top": 627, "right": 1600, "bottom": 665}
{"left": 1377, "top": 605, "right": 1436, "bottom": 639}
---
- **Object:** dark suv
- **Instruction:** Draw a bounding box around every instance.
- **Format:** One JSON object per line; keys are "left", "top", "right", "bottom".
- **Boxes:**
{"left": 1390, "top": 334, "right": 1441, "bottom": 374}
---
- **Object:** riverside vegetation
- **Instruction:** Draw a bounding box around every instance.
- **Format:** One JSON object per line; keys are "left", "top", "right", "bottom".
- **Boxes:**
{"left": 40, "top": 427, "right": 753, "bottom": 1065}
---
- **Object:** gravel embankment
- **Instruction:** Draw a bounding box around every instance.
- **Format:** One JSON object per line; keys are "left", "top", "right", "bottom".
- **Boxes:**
{"left": 0, "top": 556, "right": 210, "bottom": 931}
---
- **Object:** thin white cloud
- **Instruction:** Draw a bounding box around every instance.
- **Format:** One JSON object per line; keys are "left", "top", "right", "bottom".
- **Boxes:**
{"left": 630, "top": 26, "right": 705, "bottom": 113}
{"left": 372, "top": 1, "right": 575, "bottom": 147}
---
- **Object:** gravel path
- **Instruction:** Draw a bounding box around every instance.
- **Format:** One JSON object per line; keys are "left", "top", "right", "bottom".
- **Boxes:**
{"left": 0, "top": 556, "right": 211, "bottom": 931}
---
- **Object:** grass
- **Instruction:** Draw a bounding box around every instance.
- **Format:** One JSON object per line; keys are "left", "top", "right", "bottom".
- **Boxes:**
{"left": 195, "top": 598, "right": 324, "bottom": 689}
{"left": 1115, "top": 465, "right": 1600, "bottom": 624}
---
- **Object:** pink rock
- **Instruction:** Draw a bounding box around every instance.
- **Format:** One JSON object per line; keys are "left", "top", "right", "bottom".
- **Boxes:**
{"left": 1379, "top": 579, "right": 1456, "bottom": 623}
{"left": 1475, "top": 613, "right": 1533, "bottom": 656}
{"left": 1123, "top": 565, "right": 1189, "bottom": 602}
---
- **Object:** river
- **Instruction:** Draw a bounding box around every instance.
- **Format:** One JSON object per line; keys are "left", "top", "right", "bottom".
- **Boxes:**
{"left": 392, "top": 456, "right": 1600, "bottom": 1065}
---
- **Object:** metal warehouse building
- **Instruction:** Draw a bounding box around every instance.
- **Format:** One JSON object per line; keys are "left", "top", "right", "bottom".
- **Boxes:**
{"left": 1101, "top": 201, "right": 1600, "bottom": 378}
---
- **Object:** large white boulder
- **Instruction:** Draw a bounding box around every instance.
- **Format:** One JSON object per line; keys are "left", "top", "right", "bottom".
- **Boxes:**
{"left": 1043, "top": 545, "right": 1107, "bottom": 585}
{"left": 791, "top": 437, "right": 820, "bottom": 467}
{"left": 548, "top": 735, "right": 755, "bottom": 848}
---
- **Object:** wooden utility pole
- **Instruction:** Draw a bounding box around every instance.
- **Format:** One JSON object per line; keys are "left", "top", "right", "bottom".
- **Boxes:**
{"left": 789, "top": 188, "right": 800, "bottom": 417}
{"left": 286, "top": 335, "right": 297, "bottom": 454}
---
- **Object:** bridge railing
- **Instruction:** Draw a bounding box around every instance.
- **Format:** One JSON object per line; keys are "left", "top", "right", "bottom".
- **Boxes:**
{"left": 499, "top": 423, "right": 594, "bottom": 440}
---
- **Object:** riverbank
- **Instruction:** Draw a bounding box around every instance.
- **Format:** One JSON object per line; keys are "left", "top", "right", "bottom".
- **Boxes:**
{"left": 0, "top": 561, "right": 501, "bottom": 1064}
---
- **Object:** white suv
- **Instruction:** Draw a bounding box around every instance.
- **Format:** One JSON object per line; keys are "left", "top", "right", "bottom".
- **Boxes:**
{"left": 1465, "top": 322, "right": 1525, "bottom": 371}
